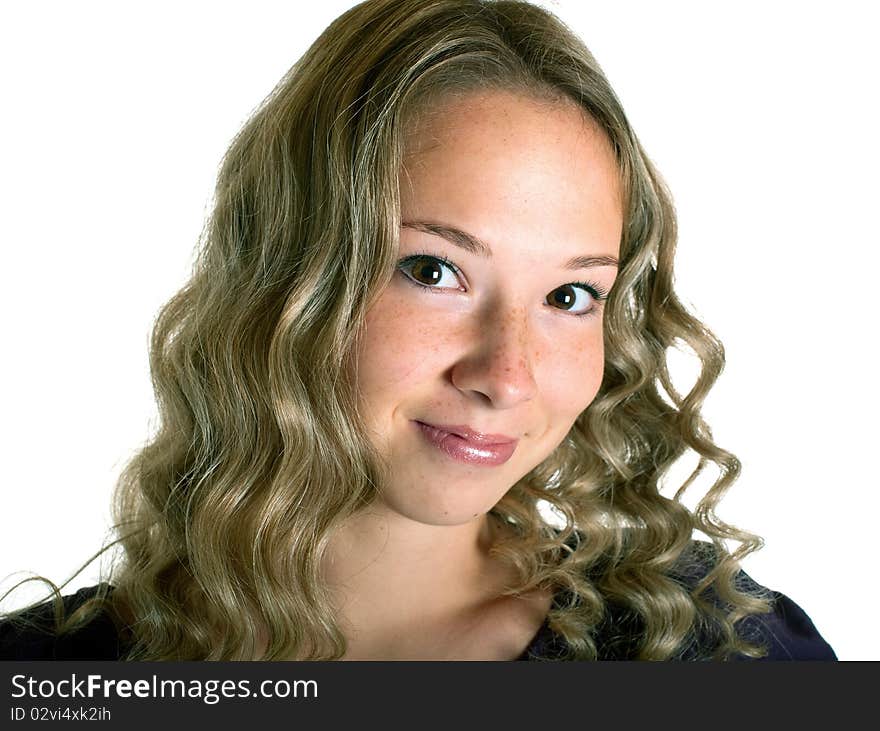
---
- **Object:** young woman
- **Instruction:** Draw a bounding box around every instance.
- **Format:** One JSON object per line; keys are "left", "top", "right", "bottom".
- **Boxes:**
{"left": 0, "top": 0, "right": 835, "bottom": 661}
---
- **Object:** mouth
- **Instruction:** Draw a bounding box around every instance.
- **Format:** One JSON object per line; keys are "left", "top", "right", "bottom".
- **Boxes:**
{"left": 413, "top": 421, "right": 519, "bottom": 467}
{"left": 415, "top": 421, "right": 517, "bottom": 445}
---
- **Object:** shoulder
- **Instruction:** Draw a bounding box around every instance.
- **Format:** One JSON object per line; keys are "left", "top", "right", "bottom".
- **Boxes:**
{"left": 730, "top": 586, "right": 837, "bottom": 661}
{"left": 672, "top": 541, "right": 837, "bottom": 661}
{"left": 0, "top": 584, "right": 126, "bottom": 661}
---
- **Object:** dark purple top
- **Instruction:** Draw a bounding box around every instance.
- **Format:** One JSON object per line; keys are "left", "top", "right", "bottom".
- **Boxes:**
{"left": 516, "top": 587, "right": 836, "bottom": 661}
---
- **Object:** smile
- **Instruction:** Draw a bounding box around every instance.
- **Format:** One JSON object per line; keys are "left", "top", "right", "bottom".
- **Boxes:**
{"left": 413, "top": 421, "right": 519, "bottom": 466}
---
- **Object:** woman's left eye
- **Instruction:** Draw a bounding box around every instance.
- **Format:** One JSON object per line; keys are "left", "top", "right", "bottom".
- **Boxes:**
{"left": 396, "top": 253, "right": 608, "bottom": 318}
{"left": 546, "top": 282, "right": 607, "bottom": 317}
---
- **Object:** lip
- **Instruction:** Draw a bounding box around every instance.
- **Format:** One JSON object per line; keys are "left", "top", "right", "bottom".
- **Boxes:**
{"left": 416, "top": 422, "right": 517, "bottom": 445}
{"left": 413, "top": 421, "right": 519, "bottom": 467}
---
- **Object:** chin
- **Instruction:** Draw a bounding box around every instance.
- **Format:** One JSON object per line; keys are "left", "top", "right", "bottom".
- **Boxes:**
{"left": 378, "top": 492, "right": 499, "bottom": 528}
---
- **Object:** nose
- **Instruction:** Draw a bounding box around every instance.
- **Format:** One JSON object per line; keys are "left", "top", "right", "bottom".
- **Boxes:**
{"left": 449, "top": 302, "right": 539, "bottom": 409}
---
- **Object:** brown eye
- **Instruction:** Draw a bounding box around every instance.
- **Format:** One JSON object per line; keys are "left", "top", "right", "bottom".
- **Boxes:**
{"left": 549, "top": 284, "right": 578, "bottom": 309}
{"left": 546, "top": 283, "right": 605, "bottom": 317}
{"left": 410, "top": 257, "right": 444, "bottom": 285}
{"left": 398, "top": 254, "right": 462, "bottom": 290}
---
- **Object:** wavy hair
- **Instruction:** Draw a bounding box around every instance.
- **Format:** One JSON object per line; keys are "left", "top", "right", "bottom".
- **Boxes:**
{"left": 3, "top": 0, "right": 772, "bottom": 660}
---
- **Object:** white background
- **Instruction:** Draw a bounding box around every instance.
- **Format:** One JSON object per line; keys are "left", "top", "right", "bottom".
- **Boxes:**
{"left": 1, "top": 1, "right": 876, "bottom": 660}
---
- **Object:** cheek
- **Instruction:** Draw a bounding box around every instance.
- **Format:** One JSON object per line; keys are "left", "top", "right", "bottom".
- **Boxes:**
{"left": 354, "top": 294, "right": 454, "bottom": 407}
{"left": 540, "top": 328, "right": 605, "bottom": 423}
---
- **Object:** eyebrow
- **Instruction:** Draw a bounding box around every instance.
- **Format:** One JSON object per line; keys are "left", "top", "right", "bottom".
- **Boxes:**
{"left": 401, "top": 220, "right": 619, "bottom": 270}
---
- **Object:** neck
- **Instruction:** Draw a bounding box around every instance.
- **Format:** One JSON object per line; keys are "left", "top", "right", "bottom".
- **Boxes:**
{"left": 321, "top": 503, "right": 516, "bottom": 648}
{"left": 326, "top": 504, "right": 507, "bottom": 600}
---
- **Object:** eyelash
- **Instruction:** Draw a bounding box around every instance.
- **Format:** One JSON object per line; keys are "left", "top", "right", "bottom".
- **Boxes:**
{"left": 396, "top": 250, "right": 610, "bottom": 318}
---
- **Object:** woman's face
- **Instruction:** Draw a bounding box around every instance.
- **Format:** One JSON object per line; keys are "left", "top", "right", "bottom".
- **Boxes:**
{"left": 354, "top": 89, "right": 623, "bottom": 527}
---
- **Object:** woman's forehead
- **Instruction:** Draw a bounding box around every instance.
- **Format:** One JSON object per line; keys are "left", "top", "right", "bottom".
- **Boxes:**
{"left": 398, "top": 89, "right": 623, "bottom": 254}
{"left": 401, "top": 88, "right": 604, "bottom": 156}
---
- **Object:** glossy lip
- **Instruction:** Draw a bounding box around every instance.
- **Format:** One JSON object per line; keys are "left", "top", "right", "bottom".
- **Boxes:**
{"left": 415, "top": 421, "right": 517, "bottom": 445}
{"left": 413, "top": 421, "right": 519, "bottom": 467}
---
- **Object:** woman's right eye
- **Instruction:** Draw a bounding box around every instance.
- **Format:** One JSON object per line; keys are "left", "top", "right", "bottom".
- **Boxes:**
{"left": 397, "top": 254, "right": 464, "bottom": 291}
